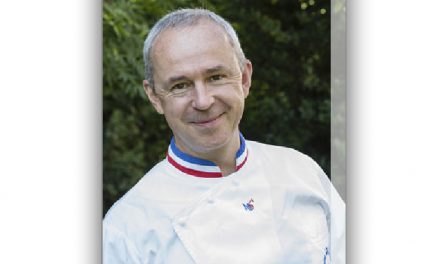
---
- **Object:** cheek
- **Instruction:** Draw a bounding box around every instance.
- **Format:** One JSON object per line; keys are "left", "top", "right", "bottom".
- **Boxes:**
{"left": 223, "top": 89, "right": 246, "bottom": 110}
{"left": 162, "top": 100, "right": 188, "bottom": 121}
{"left": 222, "top": 95, "right": 245, "bottom": 124}
{"left": 217, "top": 83, "right": 246, "bottom": 100}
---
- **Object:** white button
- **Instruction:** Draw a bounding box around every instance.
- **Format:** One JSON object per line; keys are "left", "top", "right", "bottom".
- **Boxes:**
{"left": 178, "top": 219, "right": 186, "bottom": 227}
{"left": 207, "top": 198, "right": 214, "bottom": 204}
{"left": 232, "top": 180, "right": 240, "bottom": 187}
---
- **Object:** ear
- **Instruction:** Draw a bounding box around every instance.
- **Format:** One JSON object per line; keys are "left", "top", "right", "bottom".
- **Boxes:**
{"left": 241, "top": 60, "right": 253, "bottom": 98}
{"left": 143, "top": 80, "right": 164, "bottom": 114}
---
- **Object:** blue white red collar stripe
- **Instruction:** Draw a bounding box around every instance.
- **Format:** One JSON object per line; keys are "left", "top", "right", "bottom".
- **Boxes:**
{"left": 166, "top": 134, "right": 248, "bottom": 178}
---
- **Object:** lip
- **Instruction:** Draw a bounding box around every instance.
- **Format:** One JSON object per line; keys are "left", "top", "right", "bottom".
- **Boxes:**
{"left": 191, "top": 113, "right": 224, "bottom": 127}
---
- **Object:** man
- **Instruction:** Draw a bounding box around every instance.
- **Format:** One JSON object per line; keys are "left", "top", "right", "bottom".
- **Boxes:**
{"left": 103, "top": 8, "right": 345, "bottom": 264}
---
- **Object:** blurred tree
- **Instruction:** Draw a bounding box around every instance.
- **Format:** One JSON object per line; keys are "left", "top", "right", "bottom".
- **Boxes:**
{"left": 103, "top": 0, "right": 330, "bottom": 215}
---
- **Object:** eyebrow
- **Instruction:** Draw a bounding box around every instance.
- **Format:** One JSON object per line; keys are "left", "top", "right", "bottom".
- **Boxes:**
{"left": 168, "top": 75, "right": 189, "bottom": 84}
{"left": 205, "top": 65, "right": 227, "bottom": 74}
{"left": 166, "top": 65, "right": 229, "bottom": 84}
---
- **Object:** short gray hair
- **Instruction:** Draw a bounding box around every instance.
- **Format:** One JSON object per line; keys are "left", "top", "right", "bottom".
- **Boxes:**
{"left": 143, "top": 8, "right": 246, "bottom": 89}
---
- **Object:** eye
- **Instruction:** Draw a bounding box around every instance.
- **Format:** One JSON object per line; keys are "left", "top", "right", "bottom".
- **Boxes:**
{"left": 167, "top": 81, "right": 191, "bottom": 97}
{"left": 171, "top": 82, "right": 188, "bottom": 91}
{"left": 209, "top": 74, "right": 225, "bottom": 82}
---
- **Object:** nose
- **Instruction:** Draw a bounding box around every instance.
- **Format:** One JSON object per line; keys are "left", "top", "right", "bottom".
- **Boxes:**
{"left": 191, "top": 81, "right": 214, "bottom": 110}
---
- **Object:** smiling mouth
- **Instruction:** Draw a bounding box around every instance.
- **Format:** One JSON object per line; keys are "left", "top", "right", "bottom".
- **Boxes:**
{"left": 191, "top": 113, "right": 224, "bottom": 126}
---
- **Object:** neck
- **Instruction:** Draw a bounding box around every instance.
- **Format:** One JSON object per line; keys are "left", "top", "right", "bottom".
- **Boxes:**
{"left": 208, "top": 140, "right": 240, "bottom": 176}
{"left": 174, "top": 132, "right": 241, "bottom": 176}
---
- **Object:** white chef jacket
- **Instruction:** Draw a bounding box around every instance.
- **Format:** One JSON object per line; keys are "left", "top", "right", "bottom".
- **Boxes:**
{"left": 103, "top": 135, "right": 345, "bottom": 264}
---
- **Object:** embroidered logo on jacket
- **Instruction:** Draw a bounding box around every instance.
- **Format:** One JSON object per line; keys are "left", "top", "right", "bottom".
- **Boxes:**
{"left": 243, "top": 198, "right": 254, "bottom": 211}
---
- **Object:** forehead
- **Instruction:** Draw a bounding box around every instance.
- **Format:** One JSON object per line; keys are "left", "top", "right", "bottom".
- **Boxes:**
{"left": 151, "top": 20, "right": 238, "bottom": 78}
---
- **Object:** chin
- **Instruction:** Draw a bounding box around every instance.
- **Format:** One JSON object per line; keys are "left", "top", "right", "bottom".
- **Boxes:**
{"left": 190, "top": 132, "right": 231, "bottom": 152}
{"left": 195, "top": 137, "right": 228, "bottom": 152}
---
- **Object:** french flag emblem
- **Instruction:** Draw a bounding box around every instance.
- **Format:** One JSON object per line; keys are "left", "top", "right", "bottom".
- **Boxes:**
{"left": 243, "top": 198, "right": 254, "bottom": 211}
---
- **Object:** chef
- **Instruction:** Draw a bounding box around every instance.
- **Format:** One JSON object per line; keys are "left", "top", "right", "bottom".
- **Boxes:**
{"left": 103, "top": 8, "right": 345, "bottom": 264}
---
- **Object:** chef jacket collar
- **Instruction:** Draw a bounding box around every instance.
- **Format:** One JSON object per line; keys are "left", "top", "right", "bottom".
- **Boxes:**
{"left": 167, "top": 133, "right": 248, "bottom": 178}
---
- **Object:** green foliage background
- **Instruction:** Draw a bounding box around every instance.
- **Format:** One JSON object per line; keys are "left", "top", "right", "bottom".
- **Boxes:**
{"left": 103, "top": 0, "right": 330, "bottom": 215}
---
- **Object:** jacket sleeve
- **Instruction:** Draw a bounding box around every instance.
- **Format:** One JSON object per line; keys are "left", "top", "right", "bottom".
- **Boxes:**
{"left": 312, "top": 156, "right": 346, "bottom": 264}
{"left": 103, "top": 223, "right": 142, "bottom": 264}
{"left": 329, "top": 182, "right": 346, "bottom": 264}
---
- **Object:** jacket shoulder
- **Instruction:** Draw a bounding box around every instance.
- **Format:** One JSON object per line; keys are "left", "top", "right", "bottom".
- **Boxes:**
{"left": 247, "top": 140, "right": 319, "bottom": 171}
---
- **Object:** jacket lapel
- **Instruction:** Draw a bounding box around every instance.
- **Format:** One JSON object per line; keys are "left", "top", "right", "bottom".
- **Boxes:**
{"left": 171, "top": 171, "right": 283, "bottom": 264}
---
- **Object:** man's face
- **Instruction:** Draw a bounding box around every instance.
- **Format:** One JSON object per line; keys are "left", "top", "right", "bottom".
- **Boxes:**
{"left": 144, "top": 20, "right": 252, "bottom": 157}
